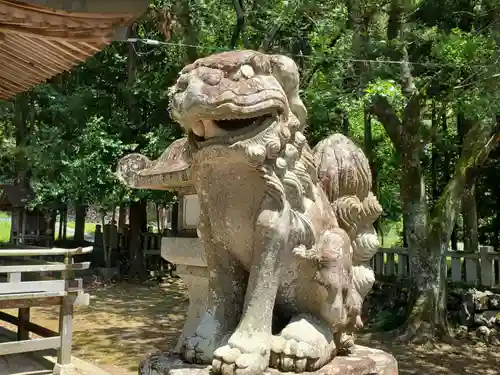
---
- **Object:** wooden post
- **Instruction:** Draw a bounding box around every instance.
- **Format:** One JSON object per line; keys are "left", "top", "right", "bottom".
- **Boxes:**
{"left": 57, "top": 297, "right": 73, "bottom": 365}
{"left": 374, "top": 252, "right": 385, "bottom": 276}
{"left": 480, "top": 246, "right": 494, "bottom": 287}
{"left": 386, "top": 253, "right": 396, "bottom": 277}
{"left": 7, "top": 272, "right": 31, "bottom": 341}
{"left": 397, "top": 252, "right": 409, "bottom": 278}
{"left": 54, "top": 254, "right": 74, "bottom": 375}
{"left": 18, "top": 308, "right": 30, "bottom": 341}
{"left": 450, "top": 255, "right": 462, "bottom": 282}
{"left": 465, "top": 257, "right": 479, "bottom": 285}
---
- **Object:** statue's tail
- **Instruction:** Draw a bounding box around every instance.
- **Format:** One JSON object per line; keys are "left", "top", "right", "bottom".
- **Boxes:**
{"left": 312, "top": 133, "right": 383, "bottom": 327}
{"left": 312, "top": 133, "right": 382, "bottom": 261}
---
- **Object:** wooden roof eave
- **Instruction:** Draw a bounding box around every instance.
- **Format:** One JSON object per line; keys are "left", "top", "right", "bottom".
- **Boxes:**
{"left": 0, "top": 0, "right": 153, "bottom": 100}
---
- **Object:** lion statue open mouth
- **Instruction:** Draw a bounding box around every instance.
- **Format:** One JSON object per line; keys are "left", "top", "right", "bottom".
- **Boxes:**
{"left": 118, "top": 50, "right": 382, "bottom": 375}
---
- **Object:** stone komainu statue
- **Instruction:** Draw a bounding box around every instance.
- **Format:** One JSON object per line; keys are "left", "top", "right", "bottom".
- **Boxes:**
{"left": 118, "top": 50, "right": 383, "bottom": 375}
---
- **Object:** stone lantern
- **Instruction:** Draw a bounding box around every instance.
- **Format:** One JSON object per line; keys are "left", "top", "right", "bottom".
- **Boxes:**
{"left": 116, "top": 138, "right": 209, "bottom": 352}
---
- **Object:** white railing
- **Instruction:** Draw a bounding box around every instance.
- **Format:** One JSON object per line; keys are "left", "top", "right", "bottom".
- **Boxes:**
{"left": 374, "top": 246, "right": 500, "bottom": 288}
{"left": 0, "top": 245, "right": 92, "bottom": 374}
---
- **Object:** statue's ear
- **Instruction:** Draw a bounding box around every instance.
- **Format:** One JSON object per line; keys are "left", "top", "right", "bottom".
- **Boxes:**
{"left": 269, "top": 54, "right": 308, "bottom": 127}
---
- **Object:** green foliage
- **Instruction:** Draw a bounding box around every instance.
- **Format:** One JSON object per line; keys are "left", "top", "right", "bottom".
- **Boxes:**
{"left": 0, "top": 0, "right": 498, "bottom": 251}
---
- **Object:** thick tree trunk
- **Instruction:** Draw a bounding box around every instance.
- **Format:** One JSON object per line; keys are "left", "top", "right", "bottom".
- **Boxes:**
{"left": 458, "top": 115, "right": 479, "bottom": 253}
{"left": 442, "top": 113, "right": 458, "bottom": 250}
{"left": 73, "top": 203, "right": 87, "bottom": 244}
{"left": 370, "top": 93, "right": 447, "bottom": 340}
{"left": 128, "top": 199, "right": 148, "bottom": 283}
{"left": 62, "top": 207, "right": 67, "bottom": 241}
{"left": 430, "top": 102, "right": 439, "bottom": 203}
{"left": 58, "top": 210, "right": 64, "bottom": 241}
{"left": 363, "top": 108, "right": 382, "bottom": 241}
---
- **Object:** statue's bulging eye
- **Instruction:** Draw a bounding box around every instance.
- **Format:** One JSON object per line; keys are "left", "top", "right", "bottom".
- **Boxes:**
{"left": 176, "top": 75, "right": 189, "bottom": 91}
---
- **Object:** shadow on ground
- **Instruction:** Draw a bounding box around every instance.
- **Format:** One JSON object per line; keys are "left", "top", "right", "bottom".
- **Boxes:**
{"left": 357, "top": 335, "right": 500, "bottom": 375}
{"left": 3, "top": 278, "right": 188, "bottom": 373}
{"left": 2, "top": 278, "right": 499, "bottom": 375}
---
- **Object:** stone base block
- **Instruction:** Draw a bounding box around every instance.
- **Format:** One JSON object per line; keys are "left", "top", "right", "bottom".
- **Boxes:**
{"left": 53, "top": 363, "right": 74, "bottom": 375}
{"left": 138, "top": 346, "right": 398, "bottom": 375}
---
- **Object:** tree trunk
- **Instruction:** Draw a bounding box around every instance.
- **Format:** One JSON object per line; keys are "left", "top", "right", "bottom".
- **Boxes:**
{"left": 458, "top": 115, "right": 479, "bottom": 253}
{"left": 14, "top": 93, "right": 30, "bottom": 188}
{"left": 342, "top": 111, "right": 350, "bottom": 137}
{"left": 363, "top": 107, "right": 382, "bottom": 242}
{"left": 442, "top": 113, "right": 458, "bottom": 250}
{"left": 58, "top": 210, "right": 63, "bottom": 241}
{"left": 73, "top": 203, "right": 87, "bottom": 244}
{"left": 62, "top": 207, "right": 67, "bottom": 241}
{"left": 430, "top": 102, "right": 439, "bottom": 203}
{"left": 230, "top": 0, "right": 247, "bottom": 48}
{"left": 128, "top": 199, "right": 148, "bottom": 283}
{"left": 174, "top": 0, "right": 198, "bottom": 62}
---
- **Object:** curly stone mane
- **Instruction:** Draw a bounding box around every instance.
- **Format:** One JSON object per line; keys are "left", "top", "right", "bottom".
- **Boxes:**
{"left": 212, "top": 54, "right": 320, "bottom": 249}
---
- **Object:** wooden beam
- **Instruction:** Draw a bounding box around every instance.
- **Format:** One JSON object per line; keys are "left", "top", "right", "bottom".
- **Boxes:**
{"left": 0, "top": 311, "right": 58, "bottom": 338}
{"left": 0, "top": 40, "right": 63, "bottom": 76}
{"left": 0, "top": 336, "right": 60, "bottom": 355}
{"left": 12, "top": 34, "right": 76, "bottom": 69}
{"left": 0, "top": 44, "right": 58, "bottom": 79}
{"left": 0, "top": 262, "right": 90, "bottom": 273}
{"left": 41, "top": 39, "right": 96, "bottom": 62}
{"left": 0, "top": 280, "right": 66, "bottom": 294}
{"left": 19, "top": 0, "right": 152, "bottom": 14}
{"left": 0, "top": 245, "right": 93, "bottom": 257}
{"left": 58, "top": 40, "right": 97, "bottom": 58}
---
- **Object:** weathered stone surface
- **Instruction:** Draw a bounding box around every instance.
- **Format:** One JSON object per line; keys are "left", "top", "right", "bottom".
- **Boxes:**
{"left": 139, "top": 346, "right": 398, "bottom": 375}
{"left": 118, "top": 50, "right": 396, "bottom": 374}
{"left": 476, "top": 326, "right": 493, "bottom": 343}
{"left": 473, "top": 310, "right": 500, "bottom": 327}
{"left": 469, "top": 290, "right": 500, "bottom": 311}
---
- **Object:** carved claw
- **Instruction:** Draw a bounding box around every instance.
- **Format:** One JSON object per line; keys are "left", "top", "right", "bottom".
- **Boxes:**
{"left": 271, "top": 315, "right": 335, "bottom": 372}
{"left": 212, "top": 332, "right": 269, "bottom": 375}
{"left": 292, "top": 245, "right": 320, "bottom": 260}
{"left": 335, "top": 332, "right": 355, "bottom": 356}
{"left": 115, "top": 153, "right": 152, "bottom": 187}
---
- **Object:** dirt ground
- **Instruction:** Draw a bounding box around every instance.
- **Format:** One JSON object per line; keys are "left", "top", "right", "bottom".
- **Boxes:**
{"left": 1, "top": 279, "right": 499, "bottom": 375}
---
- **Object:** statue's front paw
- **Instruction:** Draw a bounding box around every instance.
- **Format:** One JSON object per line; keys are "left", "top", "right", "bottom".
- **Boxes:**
{"left": 212, "top": 331, "right": 270, "bottom": 375}
{"left": 270, "top": 314, "right": 335, "bottom": 372}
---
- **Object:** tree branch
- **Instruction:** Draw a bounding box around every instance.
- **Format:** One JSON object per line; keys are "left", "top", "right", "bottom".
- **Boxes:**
{"left": 174, "top": 0, "right": 198, "bottom": 62}
{"left": 230, "top": 0, "right": 247, "bottom": 48}
{"left": 300, "top": 28, "right": 347, "bottom": 90}
{"left": 429, "top": 121, "right": 500, "bottom": 242}
{"left": 369, "top": 94, "right": 403, "bottom": 153}
{"left": 258, "top": 1, "right": 299, "bottom": 52}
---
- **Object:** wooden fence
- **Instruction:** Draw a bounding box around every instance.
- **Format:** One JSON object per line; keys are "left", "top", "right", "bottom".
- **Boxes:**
{"left": 0, "top": 245, "right": 92, "bottom": 374}
{"left": 374, "top": 246, "right": 500, "bottom": 288}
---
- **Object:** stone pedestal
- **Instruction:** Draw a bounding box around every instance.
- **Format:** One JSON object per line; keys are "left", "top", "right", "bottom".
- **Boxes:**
{"left": 139, "top": 346, "right": 398, "bottom": 375}
{"left": 161, "top": 237, "right": 208, "bottom": 352}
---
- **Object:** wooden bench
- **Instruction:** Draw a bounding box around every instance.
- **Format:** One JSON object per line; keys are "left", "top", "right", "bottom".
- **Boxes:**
{"left": 0, "top": 245, "right": 93, "bottom": 375}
